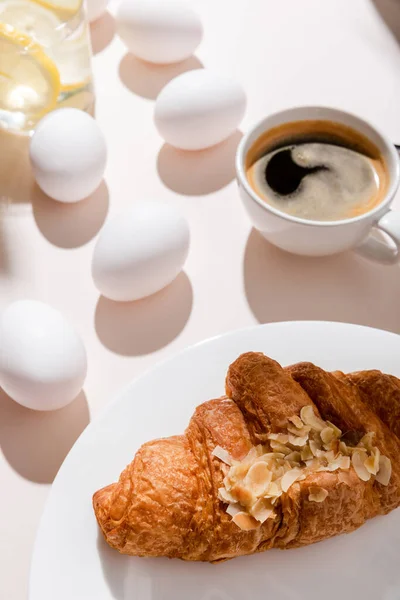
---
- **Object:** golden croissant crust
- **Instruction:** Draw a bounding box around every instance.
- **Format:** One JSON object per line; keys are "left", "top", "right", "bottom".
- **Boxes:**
{"left": 93, "top": 353, "right": 400, "bottom": 562}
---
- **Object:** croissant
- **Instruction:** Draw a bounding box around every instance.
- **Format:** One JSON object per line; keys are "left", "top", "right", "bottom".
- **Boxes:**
{"left": 93, "top": 352, "right": 400, "bottom": 562}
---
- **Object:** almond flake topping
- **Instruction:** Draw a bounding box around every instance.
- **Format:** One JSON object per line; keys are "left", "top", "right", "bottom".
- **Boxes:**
{"left": 232, "top": 512, "right": 259, "bottom": 531}
{"left": 213, "top": 405, "right": 391, "bottom": 529}
{"left": 308, "top": 486, "right": 328, "bottom": 503}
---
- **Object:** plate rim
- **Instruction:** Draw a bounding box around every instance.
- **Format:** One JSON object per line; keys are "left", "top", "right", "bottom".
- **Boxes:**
{"left": 28, "top": 320, "right": 400, "bottom": 597}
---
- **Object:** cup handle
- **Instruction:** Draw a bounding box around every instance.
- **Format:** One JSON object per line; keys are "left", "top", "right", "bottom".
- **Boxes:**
{"left": 355, "top": 210, "right": 400, "bottom": 265}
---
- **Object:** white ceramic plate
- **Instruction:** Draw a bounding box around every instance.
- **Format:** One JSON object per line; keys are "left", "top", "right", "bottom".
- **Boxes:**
{"left": 30, "top": 322, "right": 400, "bottom": 600}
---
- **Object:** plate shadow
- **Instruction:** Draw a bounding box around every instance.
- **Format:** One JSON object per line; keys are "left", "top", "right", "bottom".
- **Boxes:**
{"left": 0, "top": 388, "right": 90, "bottom": 483}
{"left": 95, "top": 271, "right": 193, "bottom": 356}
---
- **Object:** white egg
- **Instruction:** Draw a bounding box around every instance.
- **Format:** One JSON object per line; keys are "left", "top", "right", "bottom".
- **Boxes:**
{"left": 116, "top": 0, "right": 203, "bottom": 65}
{"left": 0, "top": 300, "right": 87, "bottom": 411}
{"left": 154, "top": 69, "right": 247, "bottom": 150}
{"left": 92, "top": 202, "right": 190, "bottom": 302}
{"left": 29, "top": 108, "right": 107, "bottom": 203}
{"left": 85, "top": 0, "right": 109, "bottom": 23}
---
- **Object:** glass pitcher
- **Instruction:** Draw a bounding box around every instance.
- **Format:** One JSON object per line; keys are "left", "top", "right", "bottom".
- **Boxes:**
{"left": 0, "top": 0, "right": 94, "bottom": 134}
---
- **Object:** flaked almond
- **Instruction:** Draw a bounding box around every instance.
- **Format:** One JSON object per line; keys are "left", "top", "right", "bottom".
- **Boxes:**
{"left": 220, "top": 463, "right": 230, "bottom": 477}
{"left": 326, "top": 420, "right": 342, "bottom": 438}
{"left": 244, "top": 446, "right": 262, "bottom": 463}
{"left": 376, "top": 455, "right": 392, "bottom": 486}
{"left": 226, "top": 502, "right": 241, "bottom": 517}
{"left": 265, "top": 481, "right": 282, "bottom": 497}
{"left": 283, "top": 461, "right": 293, "bottom": 473}
{"left": 324, "top": 450, "right": 336, "bottom": 463}
{"left": 267, "top": 433, "right": 289, "bottom": 444}
{"left": 250, "top": 498, "right": 275, "bottom": 523}
{"left": 308, "top": 486, "right": 328, "bottom": 503}
{"left": 218, "top": 487, "right": 236, "bottom": 503}
{"left": 229, "top": 462, "right": 251, "bottom": 482}
{"left": 304, "top": 458, "right": 320, "bottom": 470}
{"left": 301, "top": 445, "right": 314, "bottom": 461}
{"left": 288, "top": 433, "right": 309, "bottom": 447}
{"left": 259, "top": 452, "right": 284, "bottom": 462}
{"left": 212, "top": 446, "right": 233, "bottom": 465}
{"left": 285, "top": 451, "right": 302, "bottom": 465}
{"left": 324, "top": 455, "right": 351, "bottom": 471}
{"left": 288, "top": 424, "right": 311, "bottom": 438}
{"left": 326, "top": 439, "right": 340, "bottom": 454}
{"left": 281, "top": 468, "right": 306, "bottom": 492}
{"left": 272, "top": 465, "right": 285, "bottom": 479}
{"left": 223, "top": 475, "right": 232, "bottom": 491}
{"left": 231, "top": 483, "right": 256, "bottom": 507}
{"left": 339, "top": 441, "right": 350, "bottom": 456}
{"left": 349, "top": 445, "right": 367, "bottom": 454}
{"left": 270, "top": 440, "right": 291, "bottom": 455}
{"left": 254, "top": 433, "right": 270, "bottom": 442}
{"left": 232, "top": 512, "right": 260, "bottom": 531}
{"left": 337, "top": 456, "right": 351, "bottom": 470}
{"left": 244, "top": 461, "right": 272, "bottom": 496}
{"left": 300, "top": 405, "right": 326, "bottom": 432}
{"left": 288, "top": 415, "right": 304, "bottom": 429}
{"left": 309, "top": 440, "right": 325, "bottom": 458}
{"left": 365, "top": 448, "right": 380, "bottom": 475}
{"left": 320, "top": 427, "right": 335, "bottom": 446}
{"left": 372, "top": 448, "right": 380, "bottom": 473}
{"left": 352, "top": 449, "right": 371, "bottom": 482}
{"left": 358, "top": 432, "right": 375, "bottom": 451}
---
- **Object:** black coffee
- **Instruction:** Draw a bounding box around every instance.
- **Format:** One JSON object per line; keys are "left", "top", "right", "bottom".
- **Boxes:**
{"left": 246, "top": 120, "right": 388, "bottom": 222}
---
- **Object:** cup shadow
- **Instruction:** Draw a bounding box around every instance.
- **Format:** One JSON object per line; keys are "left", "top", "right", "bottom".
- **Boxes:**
{"left": 32, "top": 181, "right": 109, "bottom": 249}
{"left": 157, "top": 131, "right": 243, "bottom": 196}
{"left": 0, "top": 387, "right": 90, "bottom": 484}
{"left": 371, "top": 0, "right": 400, "bottom": 45}
{"left": 95, "top": 271, "right": 193, "bottom": 356}
{"left": 119, "top": 54, "right": 203, "bottom": 100}
{"left": 244, "top": 228, "right": 400, "bottom": 333}
{"left": 90, "top": 11, "right": 116, "bottom": 55}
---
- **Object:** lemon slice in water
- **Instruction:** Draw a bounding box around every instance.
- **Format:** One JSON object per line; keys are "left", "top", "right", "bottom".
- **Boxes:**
{"left": 0, "top": 24, "right": 60, "bottom": 124}
{"left": 32, "top": 0, "right": 82, "bottom": 20}
{"left": 0, "top": 0, "right": 91, "bottom": 93}
{"left": 0, "top": 0, "right": 61, "bottom": 46}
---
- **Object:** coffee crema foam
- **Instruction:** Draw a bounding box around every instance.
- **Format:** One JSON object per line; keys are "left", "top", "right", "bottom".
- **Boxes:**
{"left": 246, "top": 120, "right": 389, "bottom": 222}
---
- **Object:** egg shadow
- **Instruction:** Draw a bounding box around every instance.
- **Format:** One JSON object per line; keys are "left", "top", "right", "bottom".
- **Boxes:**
{"left": 95, "top": 271, "right": 193, "bottom": 356}
{"left": 32, "top": 181, "right": 109, "bottom": 249}
{"left": 0, "top": 388, "right": 90, "bottom": 483}
{"left": 244, "top": 228, "right": 400, "bottom": 332}
{"left": 90, "top": 11, "right": 116, "bottom": 55}
{"left": 157, "top": 131, "right": 243, "bottom": 196}
{"left": 119, "top": 53, "right": 203, "bottom": 100}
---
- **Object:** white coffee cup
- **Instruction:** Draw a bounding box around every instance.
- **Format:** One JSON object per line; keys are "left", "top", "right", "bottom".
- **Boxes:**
{"left": 236, "top": 106, "right": 400, "bottom": 263}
